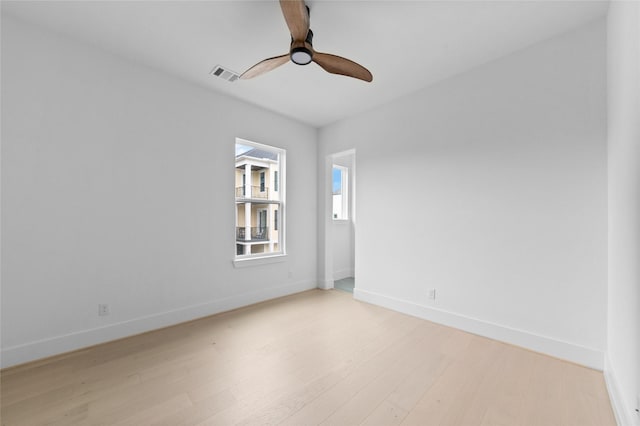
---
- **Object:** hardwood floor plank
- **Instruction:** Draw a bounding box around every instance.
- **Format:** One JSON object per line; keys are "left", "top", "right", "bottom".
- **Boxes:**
{"left": 399, "top": 335, "right": 503, "bottom": 426}
{"left": 359, "top": 400, "right": 408, "bottom": 426}
{"left": 384, "top": 326, "right": 453, "bottom": 413}
{"left": 319, "top": 323, "right": 446, "bottom": 425}
{"left": 0, "top": 372, "right": 140, "bottom": 425}
{"left": 279, "top": 324, "right": 458, "bottom": 426}
{"left": 155, "top": 389, "right": 237, "bottom": 426}
{"left": 477, "top": 344, "right": 536, "bottom": 426}
{"left": 113, "top": 393, "right": 193, "bottom": 426}
{"left": 207, "top": 308, "right": 420, "bottom": 425}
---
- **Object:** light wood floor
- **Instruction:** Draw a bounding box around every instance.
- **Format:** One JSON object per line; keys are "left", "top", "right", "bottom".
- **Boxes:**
{"left": 0, "top": 289, "right": 615, "bottom": 426}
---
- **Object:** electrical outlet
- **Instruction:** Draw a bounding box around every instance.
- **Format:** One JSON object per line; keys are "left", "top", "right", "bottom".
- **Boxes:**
{"left": 428, "top": 289, "right": 436, "bottom": 300}
{"left": 98, "top": 304, "right": 110, "bottom": 316}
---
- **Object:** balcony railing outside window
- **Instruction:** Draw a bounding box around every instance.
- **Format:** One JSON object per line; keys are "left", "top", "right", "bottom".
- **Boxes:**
{"left": 236, "top": 227, "right": 269, "bottom": 241}
{"left": 235, "top": 186, "right": 269, "bottom": 199}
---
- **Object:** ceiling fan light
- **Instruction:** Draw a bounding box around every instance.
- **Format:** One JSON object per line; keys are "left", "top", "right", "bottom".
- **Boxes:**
{"left": 291, "top": 47, "right": 313, "bottom": 65}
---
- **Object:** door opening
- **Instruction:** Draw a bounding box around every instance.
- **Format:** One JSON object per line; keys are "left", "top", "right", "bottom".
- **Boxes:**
{"left": 327, "top": 150, "right": 355, "bottom": 293}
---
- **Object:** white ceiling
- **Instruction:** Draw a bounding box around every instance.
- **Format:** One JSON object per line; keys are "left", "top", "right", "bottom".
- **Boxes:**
{"left": 3, "top": 1, "right": 608, "bottom": 127}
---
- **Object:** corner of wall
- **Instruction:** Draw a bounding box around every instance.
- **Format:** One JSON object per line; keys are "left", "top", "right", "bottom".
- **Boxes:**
{"left": 605, "top": 356, "right": 640, "bottom": 426}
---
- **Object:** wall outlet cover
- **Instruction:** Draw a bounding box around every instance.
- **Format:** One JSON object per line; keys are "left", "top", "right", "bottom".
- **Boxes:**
{"left": 428, "top": 289, "right": 436, "bottom": 300}
{"left": 98, "top": 304, "right": 110, "bottom": 316}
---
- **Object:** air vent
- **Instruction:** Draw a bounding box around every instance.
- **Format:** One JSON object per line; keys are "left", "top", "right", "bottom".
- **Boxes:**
{"left": 210, "top": 65, "right": 239, "bottom": 82}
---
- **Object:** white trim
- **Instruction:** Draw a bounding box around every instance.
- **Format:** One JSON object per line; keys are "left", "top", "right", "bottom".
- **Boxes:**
{"left": 605, "top": 356, "right": 639, "bottom": 426}
{"left": 235, "top": 137, "right": 286, "bottom": 261}
{"left": 1, "top": 279, "right": 315, "bottom": 369}
{"left": 322, "top": 149, "right": 356, "bottom": 298}
{"left": 318, "top": 279, "right": 334, "bottom": 290}
{"left": 236, "top": 241, "right": 276, "bottom": 246}
{"left": 233, "top": 253, "right": 287, "bottom": 268}
{"left": 354, "top": 288, "right": 604, "bottom": 370}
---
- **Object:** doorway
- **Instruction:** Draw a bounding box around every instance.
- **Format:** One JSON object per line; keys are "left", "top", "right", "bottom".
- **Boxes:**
{"left": 327, "top": 150, "right": 355, "bottom": 293}
{"left": 257, "top": 208, "right": 267, "bottom": 239}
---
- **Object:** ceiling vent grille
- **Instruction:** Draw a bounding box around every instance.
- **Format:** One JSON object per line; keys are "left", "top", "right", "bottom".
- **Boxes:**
{"left": 210, "top": 65, "right": 239, "bottom": 82}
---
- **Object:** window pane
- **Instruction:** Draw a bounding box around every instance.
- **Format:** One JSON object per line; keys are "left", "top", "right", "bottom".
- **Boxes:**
{"left": 333, "top": 168, "right": 342, "bottom": 194}
{"left": 235, "top": 138, "right": 284, "bottom": 258}
{"left": 332, "top": 166, "right": 348, "bottom": 220}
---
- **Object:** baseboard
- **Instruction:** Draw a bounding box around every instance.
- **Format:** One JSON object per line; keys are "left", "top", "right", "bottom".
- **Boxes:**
{"left": 605, "top": 356, "right": 639, "bottom": 426}
{"left": 354, "top": 288, "right": 604, "bottom": 370}
{"left": 333, "top": 268, "right": 354, "bottom": 281}
{"left": 318, "top": 279, "right": 334, "bottom": 290}
{"left": 1, "top": 280, "right": 317, "bottom": 369}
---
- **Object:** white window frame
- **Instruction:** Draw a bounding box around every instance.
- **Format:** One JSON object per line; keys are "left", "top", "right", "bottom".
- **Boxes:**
{"left": 332, "top": 165, "right": 349, "bottom": 221}
{"left": 234, "top": 138, "right": 286, "bottom": 267}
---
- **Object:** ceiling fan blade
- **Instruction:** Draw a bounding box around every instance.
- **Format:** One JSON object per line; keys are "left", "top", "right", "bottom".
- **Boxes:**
{"left": 240, "top": 54, "right": 290, "bottom": 80}
{"left": 280, "top": 0, "right": 309, "bottom": 41}
{"left": 312, "top": 51, "right": 373, "bottom": 82}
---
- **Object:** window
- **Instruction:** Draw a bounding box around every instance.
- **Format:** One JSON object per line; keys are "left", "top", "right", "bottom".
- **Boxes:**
{"left": 235, "top": 138, "right": 285, "bottom": 259}
{"left": 332, "top": 165, "right": 348, "bottom": 220}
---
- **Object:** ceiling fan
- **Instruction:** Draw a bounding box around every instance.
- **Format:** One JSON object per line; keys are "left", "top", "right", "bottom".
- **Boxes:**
{"left": 240, "top": 0, "right": 373, "bottom": 82}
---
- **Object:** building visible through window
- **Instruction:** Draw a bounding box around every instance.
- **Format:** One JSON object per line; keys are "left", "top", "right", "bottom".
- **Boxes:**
{"left": 235, "top": 139, "right": 285, "bottom": 257}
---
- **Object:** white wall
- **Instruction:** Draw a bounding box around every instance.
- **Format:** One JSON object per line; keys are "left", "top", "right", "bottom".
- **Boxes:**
{"left": 606, "top": 1, "right": 640, "bottom": 424}
{"left": 319, "top": 20, "right": 607, "bottom": 369}
{"left": 0, "top": 15, "right": 317, "bottom": 367}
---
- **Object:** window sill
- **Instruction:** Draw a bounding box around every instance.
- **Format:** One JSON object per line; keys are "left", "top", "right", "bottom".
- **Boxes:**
{"left": 233, "top": 254, "right": 287, "bottom": 268}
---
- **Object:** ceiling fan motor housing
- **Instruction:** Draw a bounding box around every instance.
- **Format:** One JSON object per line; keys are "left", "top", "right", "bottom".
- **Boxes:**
{"left": 290, "top": 29, "right": 313, "bottom": 65}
